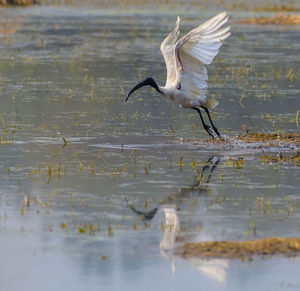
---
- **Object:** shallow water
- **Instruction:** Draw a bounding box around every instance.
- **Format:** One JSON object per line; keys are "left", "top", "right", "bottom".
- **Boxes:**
{"left": 0, "top": 6, "right": 300, "bottom": 291}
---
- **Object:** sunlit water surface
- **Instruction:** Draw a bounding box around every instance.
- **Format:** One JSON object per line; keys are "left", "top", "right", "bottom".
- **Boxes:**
{"left": 0, "top": 6, "right": 299, "bottom": 291}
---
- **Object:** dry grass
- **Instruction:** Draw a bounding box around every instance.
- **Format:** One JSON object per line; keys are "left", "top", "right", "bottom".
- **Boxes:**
{"left": 0, "top": 0, "right": 35, "bottom": 5}
{"left": 235, "top": 132, "right": 300, "bottom": 146}
{"left": 176, "top": 237, "right": 300, "bottom": 261}
{"left": 259, "top": 152, "right": 300, "bottom": 166}
{"left": 183, "top": 132, "right": 300, "bottom": 152}
{"left": 0, "top": 22, "right": 21, "bottom": 35}
{"left": 239, "top": 13, "right": 300, "bottom": 25}
{"left": 253, "top": 5, "right": 298, "bottom": 12}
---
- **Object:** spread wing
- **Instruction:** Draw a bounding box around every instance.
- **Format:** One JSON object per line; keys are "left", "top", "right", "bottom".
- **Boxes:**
{"left": 160, "top": 16, "right": 181, "bottom": 87}
{"left": 176, "top": 12, "right": 231, "bottom": 109}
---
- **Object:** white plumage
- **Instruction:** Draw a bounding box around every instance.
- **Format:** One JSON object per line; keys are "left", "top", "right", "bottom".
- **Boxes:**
{"left": 161, "top": 11, "right": 230, "bottom": 109}
{"left": 126, "top": 12, "right": 231, "bottom": 138}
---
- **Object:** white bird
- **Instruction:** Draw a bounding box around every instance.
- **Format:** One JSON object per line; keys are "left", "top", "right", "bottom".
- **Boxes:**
{"left": 126, "top": 12, "right": 231, "bottom": 138}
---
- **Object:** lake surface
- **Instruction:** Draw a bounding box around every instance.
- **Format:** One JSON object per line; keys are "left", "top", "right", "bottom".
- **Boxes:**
{"left": 0, "top": 6, "right": 299, "bottom": 291}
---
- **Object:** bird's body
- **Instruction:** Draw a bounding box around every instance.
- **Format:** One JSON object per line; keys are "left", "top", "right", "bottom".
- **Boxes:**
{"left": 159, "top": 86, "right": 214, "bottom": 109}
{"left": 126, "top": 12, "right": 231, "bottom": 138}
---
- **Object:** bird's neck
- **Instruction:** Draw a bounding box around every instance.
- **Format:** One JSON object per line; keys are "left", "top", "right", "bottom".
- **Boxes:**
{"left": 157, "top": 85, "right": 168, "bottom": 95}
{"left": 157, "top": 86, "right": 172, "bottom": 99}
{"left": 149, "top": 78, "right": 162, "bottom": 94}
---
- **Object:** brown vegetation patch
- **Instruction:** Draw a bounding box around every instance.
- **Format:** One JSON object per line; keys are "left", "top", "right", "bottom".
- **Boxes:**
{"left": 253, "top": 5, "right": 298, "bottom": 12}
{"left": 236, "top": 132, "right": 300, "bottom": 146}
{"left": 0, "top": 0, "right": 35, "bottom": 5}
{"left": 0, "top": 22, "right": 20, "bottom": 35}
{"left": 259, "top": 152, "right": 300, "bottom": 166}
{"left": 183, "top": 132, "right": 300, "bottom": 151}
{"left": 176, "top": 237, "right": 300, "bottom": 261}
{"left": 238, "top": 13, "right": 300, "bottom": 25}
{"left": 183, "top": 137, "right": 229, "bottom": 147}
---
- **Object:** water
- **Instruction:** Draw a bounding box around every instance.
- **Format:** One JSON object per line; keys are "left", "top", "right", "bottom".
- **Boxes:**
{"left": 0, "top": 6, "right": 299, "bottom": 291}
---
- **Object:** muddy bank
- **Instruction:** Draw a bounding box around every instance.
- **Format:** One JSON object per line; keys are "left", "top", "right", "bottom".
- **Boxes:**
{"left": 183, "top": 132, "right": 300, "bottom": 152}
{"left": 238, "top": 13, "right": 300, "bottom": 25}
{"left": 235, "top": 132, "right": 300, "bottom": 146}
{"left": 176, "top": 237, "right": 300, "bottom": 261}
{"left": 0, "top": 0, "right": 35, "bottom": 5}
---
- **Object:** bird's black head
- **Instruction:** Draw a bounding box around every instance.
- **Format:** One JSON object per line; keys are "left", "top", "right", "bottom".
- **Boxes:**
{"left": 126, "top": 77, "right": 160, "bottom": 102}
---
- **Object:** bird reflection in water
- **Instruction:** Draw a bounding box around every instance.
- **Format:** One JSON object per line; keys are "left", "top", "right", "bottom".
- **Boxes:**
{"left": 127, "top": 156, "right": 229, "bottom": 283}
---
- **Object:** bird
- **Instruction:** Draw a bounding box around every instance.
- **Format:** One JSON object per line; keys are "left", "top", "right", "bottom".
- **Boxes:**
{"left": 126, "top": 12, "right": 231, "bottom": 139}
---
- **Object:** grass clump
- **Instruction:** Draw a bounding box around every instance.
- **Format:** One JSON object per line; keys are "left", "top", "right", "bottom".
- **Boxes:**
{"left": 253, "top": 5, "right": 298, "bottom": 12}
{"left": 259, "top": 152, "right": 300, "bottom": 166}
{"left": 176, "top": 237, "right": 300, "bottom": 261}
{"left": 239, "top": 13, "right": 300, "bottom": 25}
{"left": 236, "top": 132, "right": 300, "bottom": 146}
{"left": 0, "top": 0, "right": 36, "bottom": 5}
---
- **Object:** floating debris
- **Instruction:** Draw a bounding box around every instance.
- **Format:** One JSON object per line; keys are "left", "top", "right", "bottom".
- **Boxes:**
{"left": 238, "top": 13, "right": 300, "bottom": 25}
{"left": 176, "top": 237, "right": 300, "bottom": 260}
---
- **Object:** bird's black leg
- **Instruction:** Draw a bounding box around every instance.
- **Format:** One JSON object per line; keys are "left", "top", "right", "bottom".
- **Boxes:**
{"left": 192, "top": 107, "right": 214, "bottom": 138}
{"left": 201, "top": 106, "right": 222, "bottom": 139}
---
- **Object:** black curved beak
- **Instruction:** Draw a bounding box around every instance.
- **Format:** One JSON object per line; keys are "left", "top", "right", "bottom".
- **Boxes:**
{"left": 126, "top": 79, "right": 149, "bottom": 102}
{"left": 125, "top": 77, "right": 160, "bottom": 102}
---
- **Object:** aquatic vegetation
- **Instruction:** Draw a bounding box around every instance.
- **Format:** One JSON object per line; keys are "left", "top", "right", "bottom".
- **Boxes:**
{"left": 176, "top": 237, "right": 300, "bottom": 260}
{"left": 0, "top": 112, "right": 18, "bottom": 144}
{"left": 183, "top": 132, "right": 300, "bottom": 152}
{"left": 0, "top": 0, "right": 35, "bottom": 5}
{"left": 223, "top": 157, "right": 244, "bottom": 169}
{"left": 259, "top": 152, "right": 300, "bottom": 166}
{"left": 253, "top": 4, "right": 298, "bottom": 12}
{"left": 77, "top": 223, "right": 94, "bottom": 235}
{"left": 236, "top": 132, "right": 300, "bottom": 146}
{"left": 239, "top": 14, "right": 300, "bottom": 25}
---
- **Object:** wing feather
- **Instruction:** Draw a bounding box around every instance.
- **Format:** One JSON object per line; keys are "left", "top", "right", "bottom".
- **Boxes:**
{"left": 160, "top": 17, "right": 181, "bottom": 87}
{"left": 175, "top": 11, "right": 231, "bottom": 109}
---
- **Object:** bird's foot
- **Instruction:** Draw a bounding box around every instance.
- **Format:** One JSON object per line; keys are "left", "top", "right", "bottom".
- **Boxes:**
{"left": 203, "top": 124, "right": 214, "bottom": 139}
{"left": 212, "top": 126, "right": 222, "bottom": 139}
